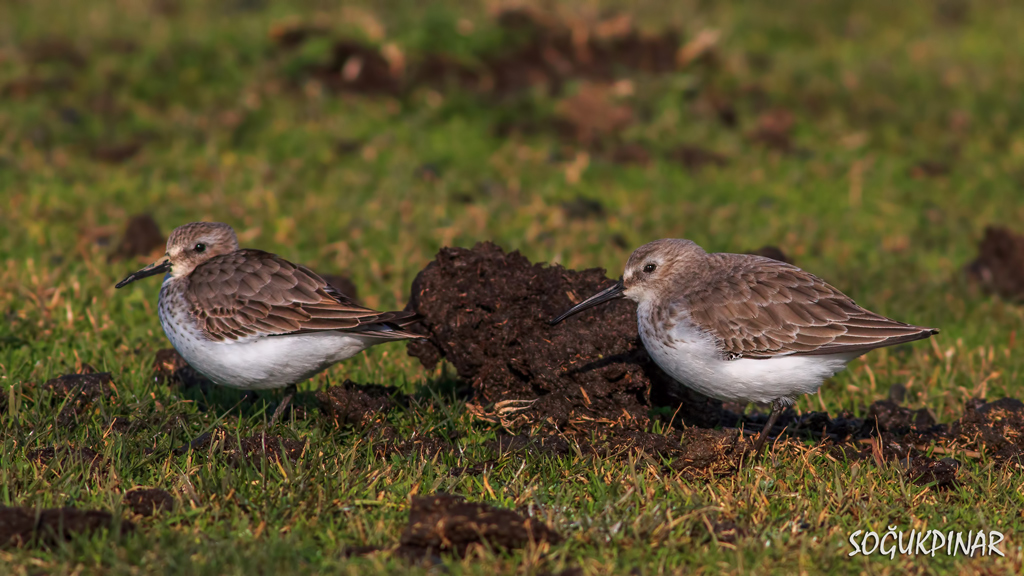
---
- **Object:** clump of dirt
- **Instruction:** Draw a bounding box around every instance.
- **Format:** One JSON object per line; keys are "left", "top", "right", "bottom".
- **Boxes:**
{"left": 487, "top": 428, "right": 738, "bottom": 475}
{"left": 41, "top": 371, "right": 115, "bottom": 427}
{"left": 152, "top": 348, "right": 212, "bottom": 392}
{"left": 123, "top": 488, "right": 174, "bottom": 517}
{"left": 0, "top": 506, "right": 133, "bottom": 548}
{"left": 965, "top": 226, "right": 1024, "bottom": 302}
{"left": 860, "top": 400, "right": 937, "bottom": 436}
{"left": 91, "top": 141, "right": 143, "bottom": 164}
{"left": 950, "top": 398, "right": 1024, "bottom": 460}
{"left": 297, "top": 8, "right": 683, "bottom": 99}
{"left": 748, "top": 108, "right": 795, "bottom": 151}
{"left": 395, "top": 494, "right": 562, "bottom": 559}
{"left": 108, "top": 214, "right": 165, "bottom": 263}
{"left": 559, "top": 195, "right": 606, "bottom": 220}
{"left": 708, "top": 519, "right": 748, "bottom": 544}
{"left": 747, "top": 246, "right": 791, "bottom": 264}
{"left": 27, "top": 446, "right": 105, "bottom": 470}
{"left": 906, "top": 457, "right": 959, "bottom": 489}
{"left": 670, "top": 145, "right": 729, "bottom": 171}
{"left": 316, "top": 380, "right": 406, "bottom": 427}
{"left": 370, "top": 426, "right": 457, "bottom": 460}
{"left": 406, "top": 242, "right": 724, "bottom": 431}
{"left": 319, "top": 274, "right": 360, "bottom": 303}
{"left": 607, "top": 143, "right": 652, "bottom": 166}
{"left": 910, "top": 160, "right": 951, "bottom": 179}
{"left": 179, "top": 430, "right": 307, "bottom": 465}
{"left": 554, "top": 83, "right": 634, "bottom": 146}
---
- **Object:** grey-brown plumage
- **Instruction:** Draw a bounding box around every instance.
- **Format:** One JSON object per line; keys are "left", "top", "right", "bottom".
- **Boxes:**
{"left": 679, "top": 252, "right": 936, "bottom": 359}
{"left": 115, "top": 222, "right": 423, "bottom": 423}
{"left": 551, "top": 238, "right": 939, "bottom": 455}
{"left": 185, "top": 249, "right": 419, "bottom": 342}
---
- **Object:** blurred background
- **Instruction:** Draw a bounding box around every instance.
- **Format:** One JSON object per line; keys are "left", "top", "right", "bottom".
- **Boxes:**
{"left": 0, "top": 0, "right": 1022, "bottom": 408}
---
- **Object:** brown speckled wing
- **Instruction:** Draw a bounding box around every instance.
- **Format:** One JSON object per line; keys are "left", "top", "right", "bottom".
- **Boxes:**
{"left": 185, "top": 250, "right": 421, "bottom": 342}
{"left": 684, "top": 255, "right": 937, "bottom": 359}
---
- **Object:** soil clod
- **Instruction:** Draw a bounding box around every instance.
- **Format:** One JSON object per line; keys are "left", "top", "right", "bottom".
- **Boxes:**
{"left": 907, "top": 456, "right": 959, "bottom": 488}
{"left": 748, "top": 245, "right": 791, "bottom": 264}
{"left": 123, "top": 488, "right": 175, "bottom": 517}
{"left": 176, "top": 429, "right": 306, "bottom": 464}
{"left": 316, "top": 380, "right": 406, "bottom": 427}
{"left": 27, "top": 446, "right": 105, "bottom": 470}
{"left": 153, "top": 348, "right": 212, "bottom": 391}
{"left": 320, "top": 274, "right": 360, "bottom": 303}
{"left": 0, "top": 506, "right": 133, "bottom": 549}
{"left": 670, "top": 145, "right": 729, "bottom": 171}
{"left": 966, "top": 226, "right": 1024, "bottom": 302}
{"left": 42, "top": 372, "right": 115, "bottom": 426}
{"left": 108, "top": 214, "right": 165, "bottom": 263}
{"left": 951, "top": 397, "right": 1024, "bottom": 460}
{"left": 396, "top": 494, "right": 562, "bottom": 559}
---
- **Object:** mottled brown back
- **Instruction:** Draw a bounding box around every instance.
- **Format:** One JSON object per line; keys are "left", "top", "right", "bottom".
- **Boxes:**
{"left": 185, "top": 249, "right": 420, "bottom": 342}
{"left": 681, "top": 254, "right": 937, "bottom": 359}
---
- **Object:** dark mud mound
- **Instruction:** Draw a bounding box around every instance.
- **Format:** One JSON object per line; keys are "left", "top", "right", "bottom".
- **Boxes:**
{"left": 906, "top": 457, "right": 959, "bottom": 489}
{"left": 0, "top": 506, "right": 133, "bottom": 548}
{"left": 396, "top": 494, "right": 562, "bottom": 559}
{"left": 108, "top": 213, "right": 164, "bottom": 263}
{"left": 951, "top": 398, "right": 1024, "bottom": 460}
{"left": 123, "top": 488, "right": 174, "bottom": 517}
{"left": 320, "top": 274, "right": 360, "bottom": 304}
{"left": 293, "top": 8, "right": 684, "bottom": 99}
{"left": 153, "top": 348, "right": 212, "bottom": 391}
{"left": 748, "top": 245, "right": 791, "bottom": 264}
{"left": 406, "top": 242, "right": 723, "bottom": 430}
{"left": 966, "top": 226, "right": 1024, "bottom": 302}
{"left": 42, "top": 371, "right": 115, "bottom": 427}
{"left": 27, "top": 446, "right": 105, "bottom": 470}
{"left": 316, "top": 380, "right": 407, "bottom": 427}
{"left": 178, "top": 430, "right": 307, "bottom": 465}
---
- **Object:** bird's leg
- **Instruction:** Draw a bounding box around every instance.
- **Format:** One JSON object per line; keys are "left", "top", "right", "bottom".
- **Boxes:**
{"left": 751, "top": 400, "right": 784, "bottom": 455}
{"left": 268, "top": 384, "right": 297, "bottom": 427}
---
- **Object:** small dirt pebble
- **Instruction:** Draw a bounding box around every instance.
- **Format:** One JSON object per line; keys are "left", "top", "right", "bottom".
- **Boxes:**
{"left": 152, "top": 348, "right": 212, "bottom": 391}
{"left": 27, "top": 446, "right": 104, "bottom": 470}
{"left": 108, "top": 214, "right": 164, "bottom": 262}
{"left": 316, "top": 380, "right": 406, "bottom": 427}
{"left": 966, "top": 226, "right": 1024, "bottom": 302}
{"left": 123, "top": 488, "right": 175, "bottom": 517}
{"left": 0, "top": 506, "right": 133, "bottom": 548}
{"left": 396, "top": 494, "right": 562, "bottom": 559}
{"left": 42, "top": 372, "right": 114, "bottom": 427}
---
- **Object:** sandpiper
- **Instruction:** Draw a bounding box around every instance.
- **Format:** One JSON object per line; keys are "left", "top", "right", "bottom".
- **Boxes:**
{"left": 115, "top": 221, "right": 423, "bottom": 423}
{"left": 550, "top": 239, "right": 938, "bottom": 454}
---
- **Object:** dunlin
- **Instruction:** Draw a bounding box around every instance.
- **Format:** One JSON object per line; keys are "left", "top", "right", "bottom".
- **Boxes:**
{"left": 115, "top": 222, "right": 423, "bottom": 423}
{"left": 550, "top": 239, "right": 938, "bottom": 454}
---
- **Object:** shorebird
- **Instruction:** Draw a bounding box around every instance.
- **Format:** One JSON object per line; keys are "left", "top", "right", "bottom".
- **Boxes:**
{"left": 115, "top": 221, "right": 423, "bottom": 424}
{"left": 550, "top": 239, "right": 938, "bottom": 454}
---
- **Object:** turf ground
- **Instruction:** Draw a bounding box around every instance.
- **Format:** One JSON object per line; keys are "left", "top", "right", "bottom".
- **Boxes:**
{"left": 1, "top": 0, "right": 1023, "bottom": 573}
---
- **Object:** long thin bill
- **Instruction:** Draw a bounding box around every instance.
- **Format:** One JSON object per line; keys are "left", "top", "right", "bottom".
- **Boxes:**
{"left": 115, "top": 259, "right": 171, "bottom": 289}
{"left": 549, "top": 280, "right": 625, "bottom": 325}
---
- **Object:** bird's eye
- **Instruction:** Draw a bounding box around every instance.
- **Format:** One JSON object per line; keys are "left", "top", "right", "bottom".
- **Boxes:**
{"left": 194, "top": 243, "right": 206, "bottom": 253}
{"left": 643, "top": 263, "right": 657, "bottom": 274}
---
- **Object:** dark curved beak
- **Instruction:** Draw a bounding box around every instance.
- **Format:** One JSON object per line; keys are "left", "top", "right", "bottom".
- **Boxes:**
{"left": 549, "top": 280, "right": 625, "bottom": 325}
{"left": 115, "top": 258, "right": 171, "bottom": 289}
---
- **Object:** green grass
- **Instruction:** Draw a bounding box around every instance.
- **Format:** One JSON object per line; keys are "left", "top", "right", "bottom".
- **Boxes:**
{"left": 2, "top": 0, "right": 1024, "bottom": 573}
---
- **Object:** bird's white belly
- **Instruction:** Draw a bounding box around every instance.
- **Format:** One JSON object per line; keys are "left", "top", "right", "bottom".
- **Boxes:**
{"left": 157, "top": 279, "right": 375, "bottom": 390}
{"left": 637, "top": 304, "right": 860, "bottom": 405}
